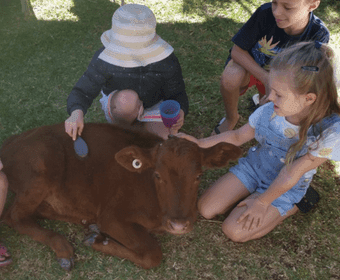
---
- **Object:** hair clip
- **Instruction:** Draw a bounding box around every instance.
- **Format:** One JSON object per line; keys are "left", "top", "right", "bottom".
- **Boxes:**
{"left": 315, "top": 41, "right": 322, "bottom": 49}
{"left": 301, "top": 66, "right": 319, "bottom": 72}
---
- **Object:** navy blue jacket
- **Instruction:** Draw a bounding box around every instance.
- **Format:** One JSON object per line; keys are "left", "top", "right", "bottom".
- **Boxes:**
{"left": 67, "top": 47, "right": 188, "bottom": 116}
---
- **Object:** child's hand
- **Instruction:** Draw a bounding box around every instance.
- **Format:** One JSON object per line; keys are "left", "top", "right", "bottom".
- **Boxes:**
{"left": 65, "top": 109, "right": 84, "bottom": 141}
{"left": 0, "top": 159, "right": 3, "bottom": 170}
{"left": 175, "top": 132, "right": 199, "bottom": 145}
{"left": 170, "top": 109, "right": 185, "bottom": 134}
{"left": 236, "top": 197, "right": 270, "bottom": 231}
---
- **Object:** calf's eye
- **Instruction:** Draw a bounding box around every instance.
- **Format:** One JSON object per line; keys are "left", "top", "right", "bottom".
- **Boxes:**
{"left": 132, "top": 159, "right": 142, "bottom": 169}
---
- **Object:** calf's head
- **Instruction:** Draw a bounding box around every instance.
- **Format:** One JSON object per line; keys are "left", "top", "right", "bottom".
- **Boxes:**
{"left": 115, "top": 137, "right": 242, "bottom": 235}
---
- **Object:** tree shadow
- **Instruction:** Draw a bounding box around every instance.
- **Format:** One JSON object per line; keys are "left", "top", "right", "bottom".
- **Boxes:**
{"left": 183, "top": 0, "right": 253, "bottom": 17}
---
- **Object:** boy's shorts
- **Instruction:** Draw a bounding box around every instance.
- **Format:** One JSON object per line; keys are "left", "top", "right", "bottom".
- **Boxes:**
{"left": 240, "top": 75, "right": 266, "bottom": 96}
{"left": 99, "top": 91, "right": 163, "bottom": 123}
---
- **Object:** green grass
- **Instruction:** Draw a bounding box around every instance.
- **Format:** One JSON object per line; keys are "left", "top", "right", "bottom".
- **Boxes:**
{"left": 1, "top": 0, "right": 340, "bottom": 279}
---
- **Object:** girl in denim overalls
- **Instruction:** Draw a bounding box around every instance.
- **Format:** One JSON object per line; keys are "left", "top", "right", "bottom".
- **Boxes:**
{"left": 178, "top": 41, "right": 340, "bottom": 242}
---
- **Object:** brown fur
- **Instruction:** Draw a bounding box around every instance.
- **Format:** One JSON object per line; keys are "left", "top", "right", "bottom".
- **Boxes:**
{"left": 0, "top": 123, "right": 242, "bottom": 269}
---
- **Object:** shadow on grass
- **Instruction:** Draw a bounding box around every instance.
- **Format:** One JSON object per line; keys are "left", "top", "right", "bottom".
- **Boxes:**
{"left": 183, "top": 0, "right": 254, "bottom": 17}
{"left": 0, "top": 1, "right": 340, "bottom": 280}
{"left": 0, "top": 0, "right": 242, "bottom": 139}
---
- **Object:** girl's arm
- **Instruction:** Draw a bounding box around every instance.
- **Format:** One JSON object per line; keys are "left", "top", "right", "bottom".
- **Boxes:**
{"left": 258, "top": 153, "right": 328, "bottom": 205}
{"left": 177, "top": 123, "right": 255, "bottom": 148}
{"left": 237, "top": 153, "right": 328, "bottom": 229}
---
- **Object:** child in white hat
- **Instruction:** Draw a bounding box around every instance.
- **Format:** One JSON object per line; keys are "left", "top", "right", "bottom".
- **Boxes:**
{"left": 65, "top": 4, "right": 188, "bottom": 140}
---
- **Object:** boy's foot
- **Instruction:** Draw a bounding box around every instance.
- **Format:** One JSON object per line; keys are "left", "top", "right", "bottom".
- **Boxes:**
{"left": 211, "top": 115, "right": 239, "bottom": 135}
{"left": 0, "top": 243, "right": 12, "bottom": 267}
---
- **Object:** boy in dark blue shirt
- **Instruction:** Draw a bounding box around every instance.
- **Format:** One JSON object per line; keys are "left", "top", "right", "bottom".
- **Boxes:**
{"left": 213, "top": 0, "right": 329, "bottom": 134}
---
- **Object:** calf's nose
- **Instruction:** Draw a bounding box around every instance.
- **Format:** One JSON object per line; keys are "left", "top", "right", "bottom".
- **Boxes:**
{"left": 167, "top": 219, "right": 190, "bottom": 233}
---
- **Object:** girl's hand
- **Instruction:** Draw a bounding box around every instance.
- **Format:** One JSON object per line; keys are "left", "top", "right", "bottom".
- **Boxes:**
{"left": 65, "top": 109, "right": 84, "bottom": 141}
{"left": 175, "top": 132, "right": 199, "bottom": 145}
{"left": 236, "top": 197, "right": 270, "bottom": 231}
{"left": 170, "top": 109, "right": 185, "bottom": 134}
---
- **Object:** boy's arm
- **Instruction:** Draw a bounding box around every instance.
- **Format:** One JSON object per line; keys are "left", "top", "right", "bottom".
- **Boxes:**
{"left": 231, "top": 45, "right": 269, "bottom": 93}
{"left": 258, "top": 153, "right": 328, "bottom": 206}
{"left": 198, "top": 122, "right": 255, "bottom": 148}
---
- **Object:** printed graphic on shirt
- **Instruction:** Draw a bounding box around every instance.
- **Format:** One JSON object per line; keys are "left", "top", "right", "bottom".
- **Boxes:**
{"left": 284, "top": 128, "right": 297, "bottom": 139}
{"left": 251, "top": 36, "right": 281, "bottom": 70}
{"left": 318, "top": 148, "right": 332, "bottom": 157}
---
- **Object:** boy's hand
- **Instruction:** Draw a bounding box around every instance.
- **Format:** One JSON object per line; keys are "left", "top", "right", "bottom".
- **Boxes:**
{"left": 0, "top": 159, "right": 3, "bottom": 170}
{"left": 236, "top": 197, "right": 270, "bottom": 231}
{"left": 65, "top": 109, "right": 84, "bottom": 141}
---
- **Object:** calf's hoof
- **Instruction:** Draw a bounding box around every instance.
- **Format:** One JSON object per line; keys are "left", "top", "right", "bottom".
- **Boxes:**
{"left": 83, "top": 232, "right": 99, "bottom": 247}
{"left": 88, "top": 224, "right": 100, "bottom": 234}
{"left": 57, "top": 257, "right": 74, "bottom": 271}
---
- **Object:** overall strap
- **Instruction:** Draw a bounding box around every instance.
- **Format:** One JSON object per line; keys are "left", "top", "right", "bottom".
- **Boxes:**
{"left": 308, "top": 113, "right": 340, "bottom": 137}
{"left": 262, "top": 102, "right": 275, "bottom": 128}
{"left": 255, "top": 103, "right": 274, "bottom": 143}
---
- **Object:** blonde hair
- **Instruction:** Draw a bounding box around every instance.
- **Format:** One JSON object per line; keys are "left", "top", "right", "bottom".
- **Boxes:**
{"left": 269, "top": 41, "right": 340, "bottom": 164}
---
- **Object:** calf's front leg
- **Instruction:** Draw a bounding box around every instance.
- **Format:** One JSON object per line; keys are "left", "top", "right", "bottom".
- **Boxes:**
{"left": 91, "top": 222, "right": 162, "bottom": 269}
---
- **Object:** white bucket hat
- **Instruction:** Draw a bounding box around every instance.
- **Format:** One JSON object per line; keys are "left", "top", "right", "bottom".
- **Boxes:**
{"left": 98, "top": 4, "right": 174, "bottom": 68}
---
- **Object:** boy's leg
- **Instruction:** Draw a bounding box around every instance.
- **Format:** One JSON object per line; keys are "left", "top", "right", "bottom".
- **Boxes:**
{"left": 221, "top": 192, "right": 299, "bottom": 243}
{"left": 198, "top": 172, "right": 250, "bottom": 220}
{"left": 214, "top": 60, "right": 250, "bottom": 134}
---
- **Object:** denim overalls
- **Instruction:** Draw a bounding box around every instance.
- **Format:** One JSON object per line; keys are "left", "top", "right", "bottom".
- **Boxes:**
{"left": 230, "top": 103, "right": 340, "bottom": 216}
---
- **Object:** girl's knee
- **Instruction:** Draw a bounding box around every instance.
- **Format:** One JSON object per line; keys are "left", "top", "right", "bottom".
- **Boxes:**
{"left": 197, "top": 198, "right": 219, "bottom": 220}
{"left": 222, "top": 219, "right": 245, "bottom": 243}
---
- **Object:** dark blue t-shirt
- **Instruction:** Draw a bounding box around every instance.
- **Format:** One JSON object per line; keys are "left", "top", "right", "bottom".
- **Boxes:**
{"left": 226, "top": 2, "right": 329, "bottom": 70}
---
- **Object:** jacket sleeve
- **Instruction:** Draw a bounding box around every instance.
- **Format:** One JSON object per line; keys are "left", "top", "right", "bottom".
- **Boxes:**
{"left": 161, "top": 54, "right": 189, "bottom": 116}
{"left": 67, "top": 48, "right": 109, "bottom": 115}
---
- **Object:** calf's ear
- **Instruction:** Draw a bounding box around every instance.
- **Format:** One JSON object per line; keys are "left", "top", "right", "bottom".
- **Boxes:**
{"left": 115, "top": 145, "right": 154, "bottom": 173}
{"left": 201, "top": 142, "right": 242, "bottom": 169}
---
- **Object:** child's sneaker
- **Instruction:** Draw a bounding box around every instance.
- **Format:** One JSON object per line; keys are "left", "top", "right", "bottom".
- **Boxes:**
{"left": 252, "top": 93, "right": 260, "bottom": 106}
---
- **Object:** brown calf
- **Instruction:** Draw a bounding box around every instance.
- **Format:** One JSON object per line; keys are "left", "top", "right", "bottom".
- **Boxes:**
{"left": 0, "top": 123, "right": 242, "bottom": 270}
